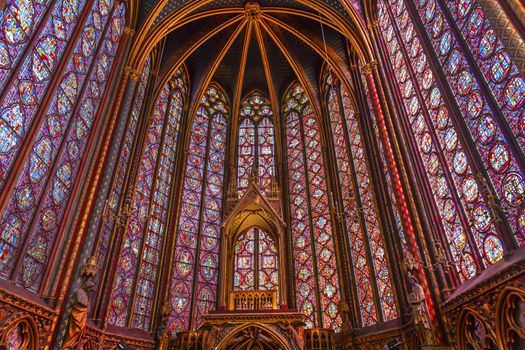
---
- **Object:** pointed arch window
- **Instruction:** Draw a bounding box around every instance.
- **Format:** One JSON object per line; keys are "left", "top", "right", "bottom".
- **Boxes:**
{"left": 324, "top": 74, "right": 398, "bottom": 326}
{"left": 96, "top": 55, "right": 152, "bottom": 287}
{"left": 411, "top": 0, "right": 525, "bottom": 247}
{"left": 284, "top": 84, "right": 341, "bottom": 330}
{"left": 376, "top": 0, "right": 520, "bottom": 280}
{"left": 169, "top": 85, "right": 228, "bottom": 334}
{"left": 233, "top": 227, "right": 279, "bottom": 292}
{"left": 0, "top": 0, "right": 127, "bottom": 291}
{"left": 108, "top": 68, "right": 187, "bottom": 329}
{"left": 237, "top": 91, "right": 276, "bottom": 195}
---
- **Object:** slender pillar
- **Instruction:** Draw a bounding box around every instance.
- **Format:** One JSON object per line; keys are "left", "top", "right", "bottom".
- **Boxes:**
{"left": 51, "top": 27, "right": 138, "bottom": 348}
{"left": 361, "top": 62, "right": 438, "bottom": 328}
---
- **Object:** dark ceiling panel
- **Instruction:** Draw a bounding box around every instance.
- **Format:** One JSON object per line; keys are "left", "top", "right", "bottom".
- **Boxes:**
{"left": 213, "top": 29, "right": 246, "bottom": 99}
{"left": 265, "top": 12, "right": 348, "bottom": 64}
{"left": 318, "top": 0, "right": 362, "bottom": 23}
{"left": 184, "top": 26, "right": 242, "bottom": 103}
{"left": 264, "top": 21, "right": 324, "bottom": 102}
{"left": 157, "top": 14, "right": 240, "bottom": 86}
{"left": 152, "top": 0, "right": 190, "bottom": 27}
{"left": 259, "top": 28, "right": 296, "bottom": 104}
{"left": 144, "top": 0, "right": 359, "bottom": 109}
{"left": 138, "top": 0, "right": 159, "bottom": 26}
{"left": 240, "top": 34, "right": 269, "bottom": 99}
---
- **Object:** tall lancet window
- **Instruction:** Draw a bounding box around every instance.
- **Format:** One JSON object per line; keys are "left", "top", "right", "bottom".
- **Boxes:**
{"left": 0, "top": 0, "right": 127, "bottom": 291}
{"left": 284, "top": 84, "right": 341, "bottom": 330}
{"left": 324, "top": 73, "right": 398, "bottom": 326}
{"left": 108, "top": 68, "right": 187, "bottom": 329}
{"left": 411, "top": 0, "right": 525, "bottom": 247}
{"left": 233, "top": 227, "right": 279, "bottom": 292}
{"left": 377, "top": 0, "right": 514, "bottom": 280}
{"left": 169, "top": 85, "right": 228, "bottom": 334}
{"left": 97, "top": 55, "right": 152, "bottom": 288}
{"left": 96, "top": 55, "right": 151, "bottom": 292}
{"left": 237, "top": 92, "right": 275, "bottom": 195}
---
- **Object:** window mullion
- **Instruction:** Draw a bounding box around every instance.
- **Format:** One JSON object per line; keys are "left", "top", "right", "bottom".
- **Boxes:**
{"left": 298, "top": 108, "right": 323, "bottom": 329}
{"left": 127, "top": 81, "right": 177, "bottom": 327}
{"left": 189, "top": 110, "right": 214, "bottom": 330}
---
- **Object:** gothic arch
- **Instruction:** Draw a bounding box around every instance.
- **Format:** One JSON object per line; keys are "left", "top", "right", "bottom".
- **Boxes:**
{"left": 0, "top": 314, "right": 38, "bottom": 350}
{"left": 214, "top": 323, "right": 293, "bottom": 350}
{"left": 456, "top": 308, "right": 497, "bottom": 350}
{"left": 220, "top": 183, "right": 287, "bottom": 309}
{"left": 123, "top": 1, "right": 371, "bottom": 131}
{"left": 179, "top": 82, "right": 231, "bottom": 165}
{"left": 495, "top": 285, "right": 525, "bottom": 349}
{"left": 281, "top": 81, "right": 335, "bottom": 152}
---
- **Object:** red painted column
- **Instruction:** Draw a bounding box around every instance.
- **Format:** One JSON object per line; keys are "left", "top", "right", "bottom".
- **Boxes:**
{"left": 362, "top": 62, "right": 438, "bottom": 324}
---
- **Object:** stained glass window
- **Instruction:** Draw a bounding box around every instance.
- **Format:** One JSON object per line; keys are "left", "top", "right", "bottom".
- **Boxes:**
{"left": 409, "top": 0, "right": 525, "bottom": 247}
{"left": 237, "top": 92, "right": 275, "bottom": 195}
{"left": 0, "top": 0, "right": 126, "bottom": 291}
{"left": 445, "top": 1, "right": 525, "bottom": 153}
{"left": 0, "top": 0, "right": 90, "bottom": 187}
{"left": 284, "top": 83, "right": 341, "bottom": 330}
{"left": 324, "top": 75, "right": 398, "bottom": 325}
{"left": 233, "top": 228, "right": 278, "bottom": 292}
{"left": 377, "top": 0, "right": 513, "bottom": 280}
{"left": 96, "top": 55, "right": 152, "bottom": 290}
{"left": 108, "top": 68, "right": 187, "bottom": 329}
{"left": 169, "top": 85, "right": 228, "bottom": 334}
{"left": 0, "top": 0, "right": 52, "bottom": 88}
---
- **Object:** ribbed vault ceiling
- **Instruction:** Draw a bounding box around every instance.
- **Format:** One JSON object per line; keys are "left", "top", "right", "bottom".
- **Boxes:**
{"left": 133, "top": 1, "right": 368, "bottom": 121}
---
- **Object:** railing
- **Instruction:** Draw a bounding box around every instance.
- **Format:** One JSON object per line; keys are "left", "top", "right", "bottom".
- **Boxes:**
{"left": 229, "top": 289, "right": 278, "bottom": 311}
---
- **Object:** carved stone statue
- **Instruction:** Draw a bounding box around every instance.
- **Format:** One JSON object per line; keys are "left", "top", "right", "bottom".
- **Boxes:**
{"left": 407, "top": 272, "right": 436, "bottom": 345}
{"left": 61, "top": 278, "right": 95, "bottom": 349}
{"left": 158, "top": 300, "right": 172, "bottom": 350}
{"left": 279, "top": 321, "right": 303, "bottom": 349}
{"left": 338, "top": 300, "right": 352, "bottom": 333}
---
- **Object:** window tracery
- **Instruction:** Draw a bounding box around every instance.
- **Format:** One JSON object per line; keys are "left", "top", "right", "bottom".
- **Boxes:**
{"left": 325, "top": 75, "right": 398, "bottom": 326}
{"left": 376, "top": 0, "right": 520, "bottom": 280}
{"left": 169, "top": 85, "right": 228, "bottom": 334}
{"left": 0, "top": 0, "right": 126, "bottom": 291}
{"left": 284, "top": 83, "right": 342, "bottom": 330}
{"left": 108, "top": 68, "right": 187, "bottom": 329}
{"left": 237, "top": 91, "right": 275, "bottom": 195}
{"left": 233, "top": 227, "right": 278, "bottom": 292}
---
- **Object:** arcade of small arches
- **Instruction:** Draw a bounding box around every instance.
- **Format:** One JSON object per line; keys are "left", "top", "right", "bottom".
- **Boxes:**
{"left": 0, "top": 0, "right": 524, "bottom": 349}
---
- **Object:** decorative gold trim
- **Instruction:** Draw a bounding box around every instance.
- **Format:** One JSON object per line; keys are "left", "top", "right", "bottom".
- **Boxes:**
{"left": 124, "top": 66, "right": 142, "bottom": 81}
{"left": 360, "top": 60, "right": 379, "bottom": 75}
{"left": 495, "top": 284, "right": 525, "bottom": 349}
{"left": 123, "top": 27, "right": 135, "bottom": 37}
{"left": 0, "top": 314, "right": 39, "bottom": 350}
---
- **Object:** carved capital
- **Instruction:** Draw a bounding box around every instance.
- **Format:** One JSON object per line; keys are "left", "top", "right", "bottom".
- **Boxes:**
{"left": 124, "top": 66, "right": 141, "bottom": 81}
{"left": 361, "top": 60, "right": 379, "bottom": 75}
{"left": 124, "top": 27, "right": 135, "bottom": 37}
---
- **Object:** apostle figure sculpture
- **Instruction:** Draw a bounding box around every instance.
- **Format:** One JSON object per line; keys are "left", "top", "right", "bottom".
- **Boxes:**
{"left": 407, "top": 272, "right": 436, "bottom": 345}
